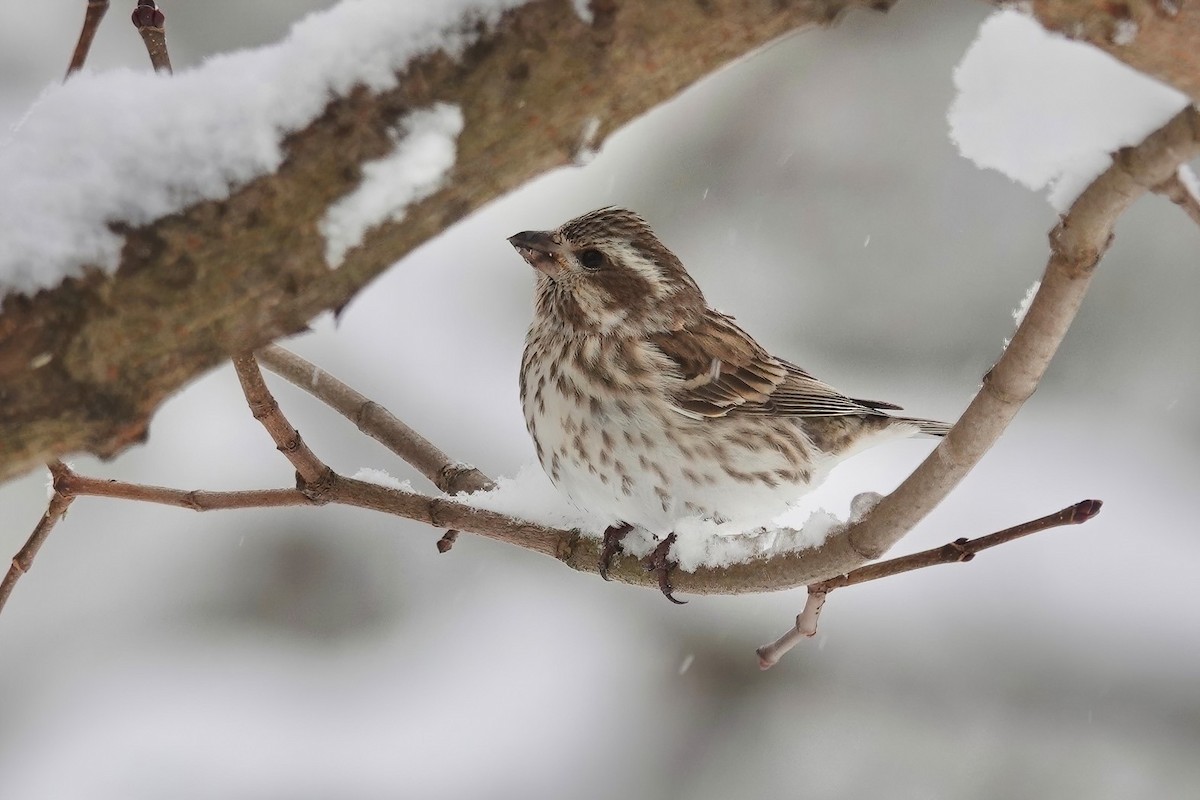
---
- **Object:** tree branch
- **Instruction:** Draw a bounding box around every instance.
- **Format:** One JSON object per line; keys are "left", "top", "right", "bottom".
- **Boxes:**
{"left": 42, "top": 463, "right": 565, "bottom": 557}
{"left": 818, "top": 499, "right": 1102, "bottom": 591}
{"left": 0, "top": 0, "right": 897, "bottom": 485}
{"left": 132, "top": 1, "right": 172, "bottom": 74}
{"left": 231, "top": 353, "right": 334, "bottom": 495}
{"left": 55, "top": 474, "right": 312, "bottom": 511}
{"left": 65, "top": 0, "right": 109, "bottom": 79}
{"left": 0, "top": 461, "right": 75, "bottom": 616}
{"left": 255, "top": 344, "right": 493, "bottom": 495}
{"left": 255, "top": 344, "right": 492, "bottom": 552}
{"left": 810, "top": 105, "right": 1200, "bottom": 571}
{"left": 755, "top": 499, "right": 1103, "bottom": 668}
{"left": 758, "top": 501, "right": 1104, "bottom": 671}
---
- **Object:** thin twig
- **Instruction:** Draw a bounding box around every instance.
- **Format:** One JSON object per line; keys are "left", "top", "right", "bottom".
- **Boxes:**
{"left": 0, "top": 462, "right": 75, "bottom": 615}
{"left": 234, "top": 349, "right": 547, "bottom": 555}
{"left": 57, "top": 473, "right": 312, "bottom": 511}
{"left": 255, "top": 345, "right": 493, "bottom": 495}
{"left": 756, "top": 593, "right": 826, "bottom": 671}
{"left": 755, "top": 499, "right": 1104, "bottom": 669}
{"left": 1153, "top": 164, "right": 1200, "bottom": 227}
{"left": 131, "top": 0, "right": 171, "bottom": 74}
{"left": 231, "top": 353, "right": 334, "bottom": 496}
{"left": 65, "top": 0, "right": 109, "bottom": 78}
{"left": 252, "top": 346, "right": 490, "bottom": 552}
{"left": 815, "top": 498, "right": 1102, "bottom": 592}
{"left": 42, "top": 463, "right": 564, "bottom": 557}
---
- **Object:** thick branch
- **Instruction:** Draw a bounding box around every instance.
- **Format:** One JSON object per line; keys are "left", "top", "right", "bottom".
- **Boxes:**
{"left": 1016, "top": 1, "right": 1200, "bottom": 107}
{"left": 0, "top": 0, "right": 895, "bottom": 485}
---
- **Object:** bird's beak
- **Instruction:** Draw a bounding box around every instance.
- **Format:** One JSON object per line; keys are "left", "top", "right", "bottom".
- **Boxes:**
{"left": 508, "top": 229, "right": 565, "bottom": 277}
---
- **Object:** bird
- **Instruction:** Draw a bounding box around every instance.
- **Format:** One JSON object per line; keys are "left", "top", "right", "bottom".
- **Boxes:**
{"left": 508, "top": 207, "right": 949, "bottom": 603}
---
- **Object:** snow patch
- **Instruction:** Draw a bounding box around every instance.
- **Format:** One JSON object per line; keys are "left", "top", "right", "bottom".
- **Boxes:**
{"left": 354, "top": 461, "right": 869, "bottom": 571}
{"left": 0, "top": 0, "right": 525, "bottom": 296}
{"left": 321, "top": 104, "right": 464, "bottom": 267}
{"left": 1012, "top": 279, "right": 1040, "bottom": 327}
{"left": 573, "top": 116, "right": 602, "bottom": 166}
{"left": 1003, "top": 279, "right": 1041, "bottom": 348}
{"left": 457, "top": 463, "right": 860, "bottom": 571}
{"left": 351, "top": 467, "right": 414, "bottom": 492}
{"left": 571, "top": 0, "right": 594, "bottom": 25}
{"left": 1177, "top": 164, "right": 1200, "bottom": 202}
{"left": 948, "top": 9, "right": 1187, "bottom": 211}
{"left": 1111, "top": 19, "right": 1138, "bottom": 46}
{"left": 458, "top": 463, "right": 602, "bottom": 535}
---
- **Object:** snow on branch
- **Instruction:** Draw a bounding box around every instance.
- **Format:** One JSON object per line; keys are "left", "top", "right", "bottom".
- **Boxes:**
{"left": 0, "top": 0, "right": 896, "bottom": 486}
{"left": 1005, "top": 0, "right": 1200, "bottom": 108}
{"left": 949, "top": 9, "right": 1188, "bottom": 211}
{"left": 0, "top": 0, "right": 520, "bottom": 295}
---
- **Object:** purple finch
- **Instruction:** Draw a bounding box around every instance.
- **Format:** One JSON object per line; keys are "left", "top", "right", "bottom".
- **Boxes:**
{"left": 509, "top": 208, "right": 948, "bottom": 602}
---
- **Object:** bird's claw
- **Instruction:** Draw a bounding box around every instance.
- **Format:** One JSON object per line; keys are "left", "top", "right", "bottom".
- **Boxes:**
{"left": 599, "top": 523, "right": 633, "bottom": 581}
{"left": 646, "top": 532, "right": 686, "bottom": 605}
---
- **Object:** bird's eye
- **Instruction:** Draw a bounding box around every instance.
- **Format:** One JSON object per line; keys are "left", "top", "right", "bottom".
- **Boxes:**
{"left": 578, "top": 248, "right": 605, "bottom": 270}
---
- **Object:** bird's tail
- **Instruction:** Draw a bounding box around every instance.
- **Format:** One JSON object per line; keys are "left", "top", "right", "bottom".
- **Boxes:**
{"left": 899, "top": 417, "right": 953, "bottom": 437}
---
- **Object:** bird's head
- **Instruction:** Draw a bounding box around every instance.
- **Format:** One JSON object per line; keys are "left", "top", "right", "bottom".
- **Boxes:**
{"left": 508, "top": 207, "right": 705, "bottom": 336}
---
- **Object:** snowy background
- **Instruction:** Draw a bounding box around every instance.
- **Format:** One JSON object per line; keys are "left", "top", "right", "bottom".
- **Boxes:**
{"left": 2, "top": 1, "right": 1199, "bottom": 797}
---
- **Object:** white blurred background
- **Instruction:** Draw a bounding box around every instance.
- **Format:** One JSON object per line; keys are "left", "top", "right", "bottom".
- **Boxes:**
{"left": 2, "top": 2, "right": 1199, "bottom": 797}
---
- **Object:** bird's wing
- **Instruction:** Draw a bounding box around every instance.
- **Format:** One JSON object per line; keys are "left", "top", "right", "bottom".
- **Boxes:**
{"left": 650, "top": 311, "right": 898, "bottom": 420}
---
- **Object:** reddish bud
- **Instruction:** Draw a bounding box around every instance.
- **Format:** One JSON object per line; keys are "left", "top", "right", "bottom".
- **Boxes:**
{"left": 131, "top": 1, "right": 165, "bottom": 29}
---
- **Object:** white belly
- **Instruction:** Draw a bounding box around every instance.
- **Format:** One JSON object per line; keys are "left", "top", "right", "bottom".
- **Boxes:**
{"left": 522, "top": 348, "right": 834, "bottom": 535}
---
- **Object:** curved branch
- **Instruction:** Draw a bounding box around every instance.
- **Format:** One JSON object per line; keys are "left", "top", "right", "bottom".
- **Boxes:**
{"left": 822, "top": 106, "right": 1200, "bottom": 568}
{"left": 0, "top": 0, "right": 894, "bottom": 485}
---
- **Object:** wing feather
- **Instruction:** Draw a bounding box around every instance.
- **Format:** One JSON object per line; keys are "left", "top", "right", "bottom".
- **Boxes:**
{"left": 650, "top": 311, "right": 893, "bottom": 420}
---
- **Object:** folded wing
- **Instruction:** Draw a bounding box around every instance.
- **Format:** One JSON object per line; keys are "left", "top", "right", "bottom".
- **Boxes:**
{"left": 650, "top": 310, "right": 904, "bottom": 420}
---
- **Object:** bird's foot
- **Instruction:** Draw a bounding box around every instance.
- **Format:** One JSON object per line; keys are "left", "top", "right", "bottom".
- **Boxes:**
{"left": 646, "top": 532, "right": 686, "bottom": 605}
{"left": 599, "top": 522, "right": 634, "bottom": 581}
